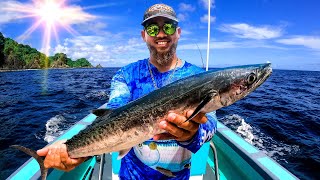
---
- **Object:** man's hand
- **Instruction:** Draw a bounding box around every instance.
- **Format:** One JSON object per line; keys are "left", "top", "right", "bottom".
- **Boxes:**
{"left": 153, "top": 110, "right": 207, "bottom": 142}
{"left": 36, "top": 140, "right": 87, "bottom": 172}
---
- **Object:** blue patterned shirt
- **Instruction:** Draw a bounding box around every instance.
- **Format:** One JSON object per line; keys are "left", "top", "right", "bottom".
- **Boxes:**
{"left": 107, "top": 59, "right": 217, "bottom": 180}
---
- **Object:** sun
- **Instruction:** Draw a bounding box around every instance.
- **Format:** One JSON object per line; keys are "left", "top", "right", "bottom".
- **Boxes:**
{"left": 36, "top": 0, "right": 62, "bottom": 26}
{"left": 4, "top": 0, "right": 96, "bottom": 59}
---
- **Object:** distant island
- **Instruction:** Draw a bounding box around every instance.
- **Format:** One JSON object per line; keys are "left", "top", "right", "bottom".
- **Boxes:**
{"left": 0, "top": 32, "right": 99, "bottom": 70}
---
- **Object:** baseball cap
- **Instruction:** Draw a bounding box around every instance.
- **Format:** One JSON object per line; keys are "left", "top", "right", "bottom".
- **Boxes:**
{"left": 141, "top": 4, "right": 179, "bottom": 26}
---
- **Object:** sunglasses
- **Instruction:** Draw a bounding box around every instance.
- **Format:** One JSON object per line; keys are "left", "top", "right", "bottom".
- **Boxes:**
{"left": 145, "top": 22, "right": 177, "bottom": 37}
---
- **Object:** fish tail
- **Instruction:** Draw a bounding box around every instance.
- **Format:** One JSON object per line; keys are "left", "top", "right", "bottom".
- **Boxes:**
{"left": 11, "top": 145, "right": 48, "bottom": 180}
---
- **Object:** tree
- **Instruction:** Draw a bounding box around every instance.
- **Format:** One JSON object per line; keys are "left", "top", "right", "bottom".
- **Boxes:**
{"left": 0, "top": 32, "right": 5, "bottom": 67}
{"left": 0, "top": 34, "right": 92, "bottom": 69}
{"left": 73, "top": 58, "right": 92, "bottom": 67}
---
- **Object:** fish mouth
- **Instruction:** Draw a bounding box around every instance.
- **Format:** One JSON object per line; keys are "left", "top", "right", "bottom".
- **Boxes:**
{"left": 255, "top": 63, "right": 272, "bottom": 87}
{"left": 220, "top": 63, "right": 272, "bottom": 107}
{"left": 236, "top": 84, "right": 248, "bottom": 95}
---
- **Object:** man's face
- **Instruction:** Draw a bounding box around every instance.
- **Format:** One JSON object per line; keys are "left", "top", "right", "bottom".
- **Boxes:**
{"left": 141, "top": 17, "right": 181, "bottom": 66}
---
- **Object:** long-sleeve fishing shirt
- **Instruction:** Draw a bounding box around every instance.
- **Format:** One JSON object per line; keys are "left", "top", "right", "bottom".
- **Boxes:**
{"left": 106, "top": 59, "right": 217, "bottom": 180}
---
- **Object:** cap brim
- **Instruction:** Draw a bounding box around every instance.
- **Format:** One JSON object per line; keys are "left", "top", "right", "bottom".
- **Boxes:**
{"left": 141, "top": 14, "right": 179, "bottom": 26}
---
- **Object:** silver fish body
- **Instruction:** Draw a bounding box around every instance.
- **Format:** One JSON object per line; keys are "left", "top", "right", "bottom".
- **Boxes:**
{"left": 65, "top": 63, "right": 272, "bottom": 158}
{"left": 11, "top": 63, "right": 272, "bottom": 180}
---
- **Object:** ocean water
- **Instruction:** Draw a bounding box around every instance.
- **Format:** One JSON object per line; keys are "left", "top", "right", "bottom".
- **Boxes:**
{"left": 0, "top": 68, "right": 319, "bottom": 179}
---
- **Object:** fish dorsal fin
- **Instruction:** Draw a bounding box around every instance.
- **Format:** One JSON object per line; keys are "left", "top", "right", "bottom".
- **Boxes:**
{"left": 117, "top": 148, "right": 131, "bottom": 160}
{"left": 184, "top": 91, "right": 217, "bottom": 122}
{"left": 92, "top": 109, "right": 113, "bottom": 117}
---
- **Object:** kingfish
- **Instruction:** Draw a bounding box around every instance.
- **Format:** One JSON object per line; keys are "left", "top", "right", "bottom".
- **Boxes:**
{"left": 12, "top": 63, "right": 272, "bottom": 179}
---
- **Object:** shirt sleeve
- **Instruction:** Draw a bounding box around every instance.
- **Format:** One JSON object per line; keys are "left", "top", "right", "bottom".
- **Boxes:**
{"left": 177, "top": 111, "right": 218, "bottom": 153}
{"left": 106, "top": 68, "right": 132, "bottom": 109}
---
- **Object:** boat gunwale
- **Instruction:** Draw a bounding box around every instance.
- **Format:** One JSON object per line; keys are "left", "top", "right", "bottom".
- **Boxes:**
{"left": 214, "top": 122, "right": 298, "bottom": 180}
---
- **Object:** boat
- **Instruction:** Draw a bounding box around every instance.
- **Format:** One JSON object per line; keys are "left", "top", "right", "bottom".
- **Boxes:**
{"left": 7, "top": 102, "right": 298, "bottom": 180}
{"left": 6, "top": 1, "right": 299, "bottom": 179}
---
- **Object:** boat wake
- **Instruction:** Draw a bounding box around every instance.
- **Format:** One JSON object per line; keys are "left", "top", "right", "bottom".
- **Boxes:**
{"left": 219, "top": 114, "right": 254, "bottom": 144}
{"left": 44, "top": 115, "right": 66, "bottom": 143}
{"left": 85, "top": 90, "right": 109, "bottom": 100}
{"left": 253, "top": 128, "right": 300, "bottom": 163}
{"left": 219, "top": 114, "right": 300, "bottom": 161}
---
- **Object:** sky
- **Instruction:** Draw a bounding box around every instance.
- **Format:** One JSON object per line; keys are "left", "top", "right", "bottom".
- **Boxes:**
{"left": 0, "top": 0, "right": 319, "bottom": 71}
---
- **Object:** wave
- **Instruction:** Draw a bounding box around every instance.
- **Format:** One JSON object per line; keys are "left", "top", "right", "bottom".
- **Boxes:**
{"left": 219, "top": 114, "right": 254, "bottom": 144}
{"left": 85, "top": 90, "right": 109, "bottom": 101}
{"left": 253, "top": 128, "right": 300, "bottom": 162}
{"left": 219, "top": 114, "right": 300, "bottom": 161}
{"left": 44, "top": 115, "right": 66, "bottom": 143}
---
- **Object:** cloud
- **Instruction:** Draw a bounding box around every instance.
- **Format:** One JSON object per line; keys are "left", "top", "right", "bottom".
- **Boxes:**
{"left": 179, "top": 40, "right": 286, "bottom": 50}
{"left": 218, "top": 23, "right": 283, "bottom": 39}
{"left": 199, "top": 0, "right": 215, "bottom": 9}
{"left": 179, "top": 3, "right": 196, "bottom": 12}
{"left": 51, "top": 35, "right": 147, "bottom": 67}
{"left": 276, "top": 36, "right": 320, "bottom": 50}
{"left": 54, "top": 44, "right": 69, "bottom": 54}
{"left": 181, "top": 29, "right": 192, "bottom": 35}
{"left": 177, "top": 3, "right": 195, "bottom": 22}
{"left": 75, "top": 21, "right": 109, "bottom": 35}
{"left": 200, "top": 15, "right": 216, "bottom": 23}
{"left": 177, "top": 13, "right": 189, "bottom": 22}
{"left": 179, "top": 41, "right": 237, "bottom": 50}
{"left": 0, "top": 1, "right": 26, "bottom": 24}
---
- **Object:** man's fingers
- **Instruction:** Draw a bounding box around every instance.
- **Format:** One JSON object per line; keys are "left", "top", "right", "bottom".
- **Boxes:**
{"left": 37, "top": 147, "right": 49, "bottom": 156}
{"left": 52, "top": 147, "right": 61, "bottom": 167}
{"left": 69, "top": 157, "right": 86, "bottom": 166}
{"left": 167, "top": 112, "right": 199, "bottom": 132}
{"left": 37, "top": 140, "right": 67, "bottom": 157}
{"left": 156, "top": 110, "right": 208, "bottom": 142}
{"left": 42, "top": 142, "right": 68, "bottom": 170}
{"left": 153, "top": 133, "right": 176, "bottom": 141}
{"left": 44, "top": 149, "right": 54, "bottom": 169}
{"left": 160, "top": 120, "right": 188, "bottom": 139}
{"left": 60, "top": 144, "right": 68, "bottom": 163}
{"left": 186, "top": 110, "right": 207, "bottom": 124}
{"left": 36, "top": 140, "right": 85, "bottom": 171}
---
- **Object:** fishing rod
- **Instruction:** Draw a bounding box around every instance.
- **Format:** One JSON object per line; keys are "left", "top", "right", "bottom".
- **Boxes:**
{"left": 206, "top": 0, "right": 211, "bottom": 71}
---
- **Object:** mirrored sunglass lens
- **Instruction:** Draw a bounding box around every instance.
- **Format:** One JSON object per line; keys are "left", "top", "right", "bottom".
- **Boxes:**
{"left": 163, "top": 23, "right": 176, "bottom": 35}
{"left": 146, "top": 24, "right": 159, "bottom": 36}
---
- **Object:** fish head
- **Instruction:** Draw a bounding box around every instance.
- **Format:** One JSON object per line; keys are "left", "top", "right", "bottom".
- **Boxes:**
{"left": 201, "top": 63, "right": 272, "bottom": 112}
{"left": 218, "top": 63, "right": 272, "bottom": 107}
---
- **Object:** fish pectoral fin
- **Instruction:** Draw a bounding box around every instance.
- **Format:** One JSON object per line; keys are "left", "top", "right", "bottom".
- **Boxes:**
{"left": 184, "top": 92, "right": 216, "bottom": 122}
{"left": 92, "top": 109, "right": 113, "bottom": 117}
{"left": 156, "top": 166, "right": 176, "bottom": 177}
{"left": 117, "top": 148, "right": 131, "bottom": 160}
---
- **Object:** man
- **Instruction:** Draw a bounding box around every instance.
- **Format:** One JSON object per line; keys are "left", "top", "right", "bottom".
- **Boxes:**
{"left": 37, "top": 3, "right": 217, "bottom": 180}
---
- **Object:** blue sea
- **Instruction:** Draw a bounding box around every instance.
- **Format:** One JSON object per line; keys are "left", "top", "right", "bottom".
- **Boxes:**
{"left": 0, "top": 68, "right": 319, "bottom": 179}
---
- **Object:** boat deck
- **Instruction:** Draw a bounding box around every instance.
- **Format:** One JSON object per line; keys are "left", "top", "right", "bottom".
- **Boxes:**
{"left": 7, "top": 105, "right": 298, "bottom": 180}
{"left": 90, "top": 153, "right": 217, "bottom": 180}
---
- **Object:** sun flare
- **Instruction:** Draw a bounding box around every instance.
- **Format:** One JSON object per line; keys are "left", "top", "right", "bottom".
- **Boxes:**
{"left": 36, "top": 0, "right": 62, "bottom": 26}
{"left": 4, "top": 0, "right": 96, "bottom": 59}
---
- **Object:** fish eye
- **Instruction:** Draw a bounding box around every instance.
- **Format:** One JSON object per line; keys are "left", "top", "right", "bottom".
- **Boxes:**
{"left": 247, "top": 73, "right": 257, "bottom": 85}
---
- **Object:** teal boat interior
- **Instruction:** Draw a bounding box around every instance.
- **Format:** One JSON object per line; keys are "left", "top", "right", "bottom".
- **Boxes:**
{"left": 7, "top": 103, "right": 298, "bottom": 180}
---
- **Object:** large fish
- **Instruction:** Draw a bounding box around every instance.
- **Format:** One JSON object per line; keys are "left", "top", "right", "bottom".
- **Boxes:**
{"left": 12, "top": 63, "right": 272, "bottom": 179}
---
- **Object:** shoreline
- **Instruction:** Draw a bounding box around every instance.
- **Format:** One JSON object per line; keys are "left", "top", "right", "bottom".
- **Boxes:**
{"left": 0, "top": 67, "right": 98, "bottom": 73}
{"left": 0, "top": 69, "right": 41, "bottom": 72}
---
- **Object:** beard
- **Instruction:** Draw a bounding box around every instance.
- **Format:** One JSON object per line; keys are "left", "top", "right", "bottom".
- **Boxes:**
{"left": 147, "top": 42, "right": 178, "bottom": 66}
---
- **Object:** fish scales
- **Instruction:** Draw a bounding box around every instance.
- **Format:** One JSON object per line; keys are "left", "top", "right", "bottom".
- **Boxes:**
{"left": 67, "top": 64, "right": 269, "bottom": 157}
{"left": 11, "top": 63, "right": 272, "bottom": 180}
